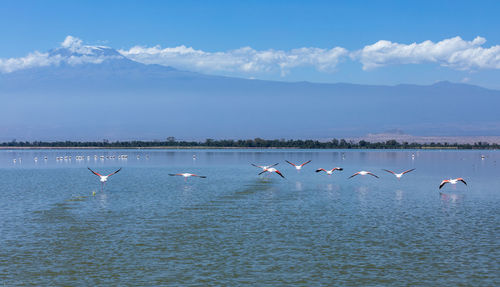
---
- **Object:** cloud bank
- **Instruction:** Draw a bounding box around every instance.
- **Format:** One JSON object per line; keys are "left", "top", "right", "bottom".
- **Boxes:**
{"left": 1, "top": 35, "right": 499, "bottom": 74}
{"left": 0, "top": 36, "right": 123, "bottom": 73}
{"left": 119, "top": 45, "right": 348, "bottom": 76}
{"left": 355, "top": 36, "right": 500, "bottom": 70}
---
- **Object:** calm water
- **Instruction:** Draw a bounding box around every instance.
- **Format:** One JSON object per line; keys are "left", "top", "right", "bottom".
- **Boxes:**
{"left": 0, "top": 149, "right": 499, "bottom": 286}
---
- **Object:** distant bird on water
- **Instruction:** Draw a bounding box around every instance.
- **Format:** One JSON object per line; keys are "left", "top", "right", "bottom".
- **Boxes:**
{"left": 349, "top": 171, "right": 379, "bottom": 179}
{"left": 259, "top": 167, "right": 285, "bottom": 178}
{"left": 315, "top": 167, "right": 343, "bottom": 175}
{"left": 169, "top": 173, "right": 206, "bottom": 180}
{"left": 251, "top": 163, "right": 279, "bottom": 171}
{"left": 286, "top": 160, "right": 311, "bottom": 170}
{"left": 88, "top": 167, "right": 122, "bottom": 191}
{"left": 382, "top": 168, "right": 415, "bottom": 179}
{"left": 439, "top": 178, "right": 467, "bottom": 189}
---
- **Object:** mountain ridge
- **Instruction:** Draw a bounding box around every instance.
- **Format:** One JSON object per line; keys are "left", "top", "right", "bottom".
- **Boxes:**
{"left": 0, "top": 46, "right": 499, "bottom": 141}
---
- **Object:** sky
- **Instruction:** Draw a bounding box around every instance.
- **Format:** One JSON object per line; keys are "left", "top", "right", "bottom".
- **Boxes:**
{"left": 1, "top": 0, "right": 500, "bottom": 89}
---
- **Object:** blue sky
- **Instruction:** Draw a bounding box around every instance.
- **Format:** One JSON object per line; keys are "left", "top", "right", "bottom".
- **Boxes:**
{"left": 1, "top": 0, "right": 500, "bottom": 88}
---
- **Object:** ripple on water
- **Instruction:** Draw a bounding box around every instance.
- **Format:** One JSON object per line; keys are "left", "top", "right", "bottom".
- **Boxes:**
{"left": 0, "top": 150, "right": 499, "bottom": 285}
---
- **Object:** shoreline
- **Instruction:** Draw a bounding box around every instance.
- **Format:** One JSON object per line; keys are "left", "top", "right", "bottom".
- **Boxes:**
{"left": 0, "top": 146, "right": 297, "bottom": 150}
{"left": 0, "top": 146, "right": 494, "bottom": 150}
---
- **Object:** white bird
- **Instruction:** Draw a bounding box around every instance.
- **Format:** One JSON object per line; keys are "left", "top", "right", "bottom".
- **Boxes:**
{"left": 251, "top": 163, "right": 279, "bottom": 171}
{"left": 349, "top": 171, "right": 379, "bottom": 179}
{"left": 258, "top": 167, "right": 285, "bottom": 178}
{"left": 439, "top": 178, "right": 467, "bottom": 189}
{"left": 169, "top": 173, "right": 206, "bottom": 180}
{"left": 315, "top": 167, "right": 343, "bottom": 175}
{"left": 382, "top": 168, "right": 415, "bottom": 179}
{"left": 286, "top": 160, "right": 311, "bottom": 170}
{"left": 88, "top": 167, "right": 122, "bottom": 191}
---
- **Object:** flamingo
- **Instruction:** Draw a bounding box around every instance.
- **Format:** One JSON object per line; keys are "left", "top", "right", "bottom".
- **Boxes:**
{"left": 251, "top": 163, "right": 279, "bottom": 171}
{"left": 286, "top": 160, "right": 311, "bottom": 170}
{"left": 169, "top": 173, "right": 206, "bottom": 180}
{"left": 439, "top": 178, "right": 467, "bottom": 189}
{"left": 382, "top": 168, "right": 415, "bottom": 179}
{"left": 88, "top": 167, "right": 122, "bottom": 191}
{"left": 315, "top": 167, "right": 343, "bottom": 175}
{"left": 349, "top": 171, "right": 379, "bottom": 179}
{"left": 258, "top": 167, "right": 285, "bottom": 178}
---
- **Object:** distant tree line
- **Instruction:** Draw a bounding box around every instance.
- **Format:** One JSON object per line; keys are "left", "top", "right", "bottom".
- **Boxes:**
{"left": 1, "top": 138, "right": 499, "bottom": 149}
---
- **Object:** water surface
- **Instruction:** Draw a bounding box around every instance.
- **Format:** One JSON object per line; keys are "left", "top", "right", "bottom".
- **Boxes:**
{"left": 0, "top": 149, "right": 499, "bottom": 285}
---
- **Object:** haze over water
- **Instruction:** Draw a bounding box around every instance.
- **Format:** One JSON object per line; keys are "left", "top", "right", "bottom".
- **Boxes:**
{"left": 1, "top": 149, "right": 499, "bottom": 285}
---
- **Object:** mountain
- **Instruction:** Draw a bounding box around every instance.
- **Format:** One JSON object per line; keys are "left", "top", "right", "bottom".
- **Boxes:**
{"left": 1, "top": 46, "right": 499, "bottom": 141}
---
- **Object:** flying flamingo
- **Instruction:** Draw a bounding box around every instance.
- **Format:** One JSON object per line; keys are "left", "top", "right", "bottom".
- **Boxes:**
{"left": 315, "top": 167, "right": 343, "bottom": 175}
{"left": 251, "top": 163, "right": 279, "bottom": 171}
{"left": 286, "top": 160, "right": 311, "bottom": 170}
{"left": 349, "top": 171, "right": 379, "bottom": 179}
{"left": 169, "top": 173, "right": 207, "bottom": 181}
{"left": 382, "top": 168, "right": 415, "bottom": 179}
{"left": 439, "top": 178, "right": 467, "bottom": 189}
{"left": 88, "top": 167, "right": 122, "bottom": 191}
{"left": 258, "top": 167, "right": 285, "bottom": 178}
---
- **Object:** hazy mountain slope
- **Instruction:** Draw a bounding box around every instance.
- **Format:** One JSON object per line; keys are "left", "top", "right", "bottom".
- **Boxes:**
{"left": 0, "top": 47, "right": 499, "bottom": 141}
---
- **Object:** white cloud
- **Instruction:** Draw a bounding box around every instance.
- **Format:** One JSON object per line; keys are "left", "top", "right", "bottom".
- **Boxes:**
{"left": 1, "top": 35, "right": 500, "bottom": 75}
{"left": 0, "top": 51, "right": 59, "bottom": 73}
{"left": 355, "top": 36, "right": 500, "bottom": 70}
{"left": 119, "top": 45, "right": 348, "bottom": 76}
{"left": 0, "top": 36, "right": 121, "bottom": 73}
{"left": 61, "top": 35, "right": 83, "bottom": 50}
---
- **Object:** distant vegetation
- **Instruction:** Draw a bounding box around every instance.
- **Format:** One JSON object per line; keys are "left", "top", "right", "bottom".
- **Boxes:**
{"left": 1, "top": 138, "right": 499, "bottom": 149}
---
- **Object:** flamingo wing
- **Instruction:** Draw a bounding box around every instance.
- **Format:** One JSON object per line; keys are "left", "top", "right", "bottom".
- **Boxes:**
{"left": 269, "top": 163, "right": 279, "bottom": 168}
{"left": 333, "top": 167, "right": 343, "bottom": 171}
{"left": 275, "top": 170, "right": 285, "bottom": 178}
{"left": 258, "top": 170, "right": 267, "bottom": 175}
{"left": 251, "top": 163, "right": 262, "bottom": 168}
{"left": 300, "top": 160, "right": 311, "bottom": 167}
{"left": 316, "top": 168, "right": 326, "bottom": 173}
{"left": 285, "top": 160, "right": 297, "bottom": 167}
{"left": 107, "top": 168, "right": 122, "bottom": 177}
{"left": 168, "top": 173, "right": 182, "bottom": 176}
{"left": 457, "top": 178, "right": 467, "bottom": 185}
{"left": 367, "top": 172, "right": 379, "bottom": 178}
{"left": 402, "top": 168, "right": 416, "bottom": 175}
{"left": 349, "top": 172, "right": 360, "bottom": 179}
{"left": 382, "top": 169, "right": 396, "bottom": 175}
{"left": 88, "top": 167, "right": 102, "bottom": 177}
{"left": 439, "top": 180, "right": 449, "bottom": 189}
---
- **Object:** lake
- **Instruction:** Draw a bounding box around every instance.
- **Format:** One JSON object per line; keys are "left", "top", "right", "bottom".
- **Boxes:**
{"left": 0, "top": 149, "right": 498, "bottom": 285}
